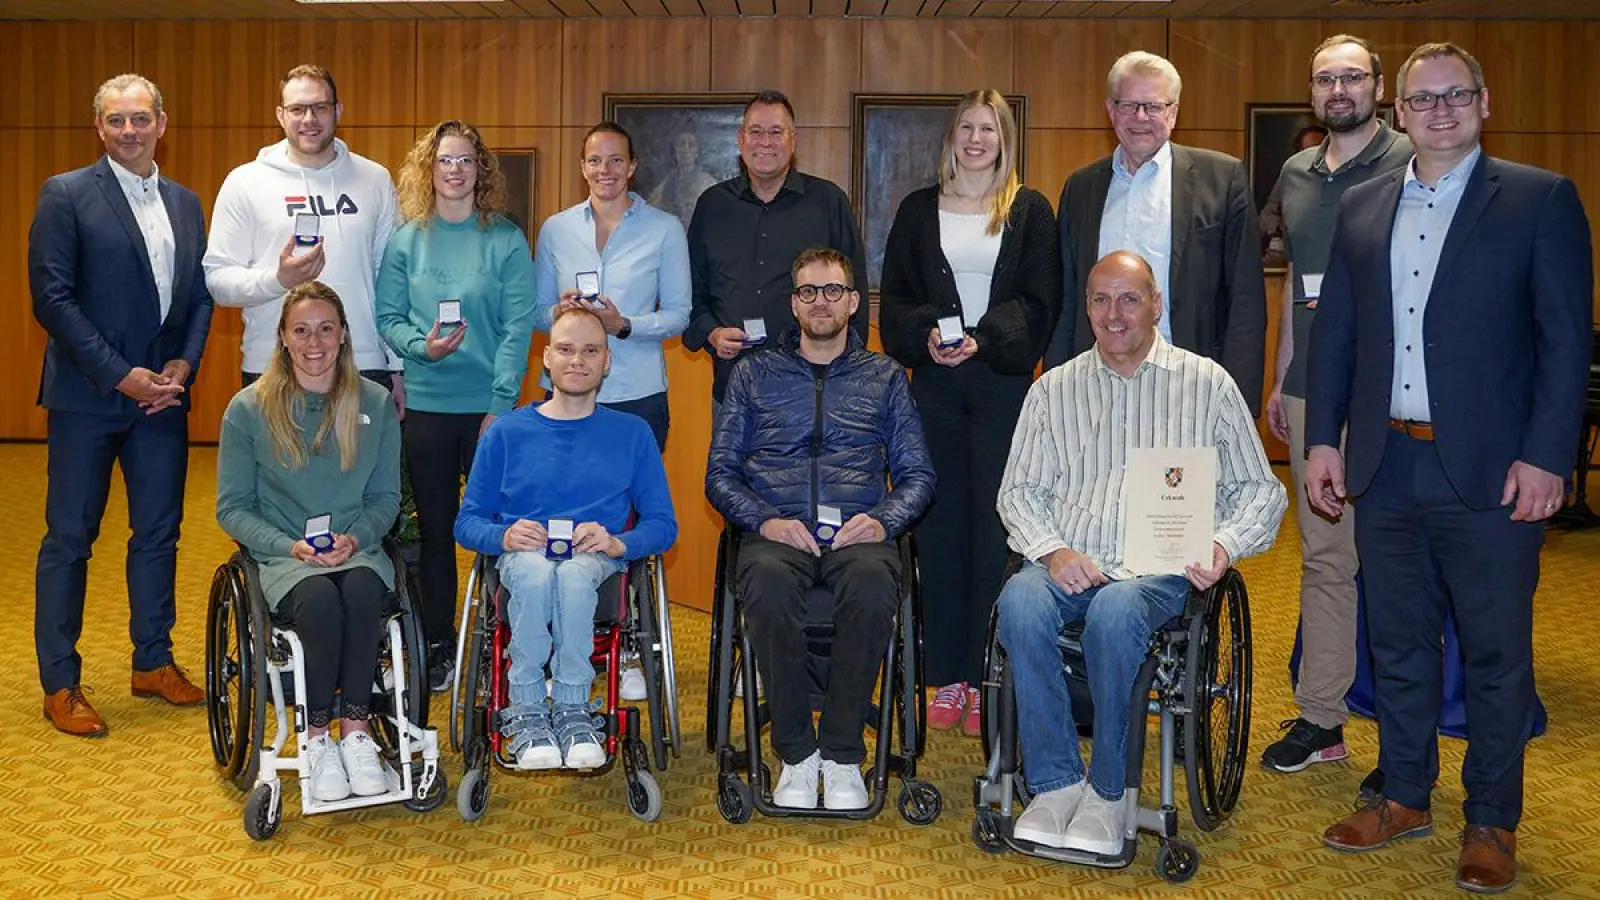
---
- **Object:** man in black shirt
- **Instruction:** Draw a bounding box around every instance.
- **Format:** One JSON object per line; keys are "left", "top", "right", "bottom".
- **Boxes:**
{"left": 685, "top": 90, "right": 869, "bottom": 404}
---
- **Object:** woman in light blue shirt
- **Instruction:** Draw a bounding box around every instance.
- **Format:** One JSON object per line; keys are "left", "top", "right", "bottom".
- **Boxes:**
{"left": 375, "top": 120, "right": 537, "bottom": 690}
{"left": 533, "top": 122, "right": 691, "bottom": 453}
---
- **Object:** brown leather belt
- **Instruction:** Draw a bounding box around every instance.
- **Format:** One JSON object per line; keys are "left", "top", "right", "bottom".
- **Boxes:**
{"left": 1388, "top": 418, "right": 1435, "bottom": 441}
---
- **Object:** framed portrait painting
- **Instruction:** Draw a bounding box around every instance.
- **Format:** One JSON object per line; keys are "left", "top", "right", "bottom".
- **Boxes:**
{"left": 602, "top": 93, "right": 755, "bottom": 232}
{"left": 493, "top": 148, "right": 537, "bottom": 240}
{"left": 1247, "top": 103, "right": 1397, "bottom": 272}
{"left": 852, "top": 93, "right": 1028, "bottom": 293}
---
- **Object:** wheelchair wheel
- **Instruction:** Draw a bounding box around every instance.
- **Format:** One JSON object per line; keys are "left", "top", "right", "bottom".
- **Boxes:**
{"left": 242, "top": 783, "right": 280, "bottom": 842}
{"left": 1183, "top": 569, "right": 1252, "bottom": 831}
{"left": 626, "top": 770, "right": 664, "bottom": 823}
{"left": 706, "top": 530, "right": 737, "bottom": 754}
{"left": 1156, "top": 838, "right": 1200, "bottom": 883}
{"left": 633, "top": 560, "right": 673, "bottom": 773}
{"left": 404, "top": 767, "right": 448, "bottom": 813}
{"left": 457, "top": 765, "right": 490, "bottom": 822}
{"left": 206, "top": 559, "right": 266, "bottom": 791}
{"left": 450, "top": 560, "right": 483, "bottom": 754}
{"left": 717, "top": 772, "right": 754, "bottom": 825}
{"left": 897, "top": 779, "right": 942, "bottom": 826}
{"left": 371, "top": 603, "right": 429, "bottom": 757}
{"left": 650, "top": 557, "right": 683, "bottom": 762}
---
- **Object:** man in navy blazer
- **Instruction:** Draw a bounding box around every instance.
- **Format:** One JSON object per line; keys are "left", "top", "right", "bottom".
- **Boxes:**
{"left": 1042, "top": 51, "right": 1267, "bottom": 415}
{"left": 1305, "top": 44, "right": 1592, "bottom": 893}
{"left": 30, "top": 74, "right": 214, "bottom": 738}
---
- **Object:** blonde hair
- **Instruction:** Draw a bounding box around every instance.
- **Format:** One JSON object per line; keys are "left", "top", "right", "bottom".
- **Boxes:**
{"left": 938, "top": 89, "right": 1021, "bottom": 237}
{"left": 397, "top": 120, "right": 508, "bottom": 227}
{"left": 255, "top": 282, "right": 364, "bottom": 472}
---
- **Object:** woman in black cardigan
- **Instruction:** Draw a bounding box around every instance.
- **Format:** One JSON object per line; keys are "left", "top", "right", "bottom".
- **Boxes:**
{"left": 879, "top": 88, "right": 1062, "bottom": 738}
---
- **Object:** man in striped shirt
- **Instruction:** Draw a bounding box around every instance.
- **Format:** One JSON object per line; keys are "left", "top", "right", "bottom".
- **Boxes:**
{"left": 995, "top": 250, "right": 1286, "bottom": 855}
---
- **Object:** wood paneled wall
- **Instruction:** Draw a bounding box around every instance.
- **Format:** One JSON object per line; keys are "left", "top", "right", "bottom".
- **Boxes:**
{"left": 5, "top": 18, "right": 1597, "bottom": 610}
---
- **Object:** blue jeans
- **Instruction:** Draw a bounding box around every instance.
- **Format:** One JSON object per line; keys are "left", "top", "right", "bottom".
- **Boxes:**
{"left": 498, "top": 551, "right": 624, "bottom": 707}
{"left": 996, "top": 563, "right": 1189, "bottom": 800}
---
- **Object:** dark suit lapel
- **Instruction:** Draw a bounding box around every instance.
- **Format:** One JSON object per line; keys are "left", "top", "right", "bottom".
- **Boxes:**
{"left": 1428, "top": 154, "right": 1497, "bottom": 301}
{"left": 1077, "top": 159, "right": 1114, "bottom": 278}
{"left": 1367, "top": 171, "right": 1405, "bottom": 346}
{"left": 1168, "top": 144, "right": 1195, "bottom": 304}
{"left": 93, "top": 157, "right": 161, "bottom": 313}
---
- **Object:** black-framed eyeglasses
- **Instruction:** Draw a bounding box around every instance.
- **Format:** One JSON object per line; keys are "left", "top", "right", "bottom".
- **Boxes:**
{"left": 1111, "top": 99, "right": 1175, "bottom": 117}
{"left": 1310, "top": 71, "right": 1372, "bottom": 91}
{"left": 794, "top": 283, "right": 852, "bottom": 304}
{"left": 281, "top": 102, "right": 334, "bottom": 120}
{"left": 742, "top": 126, "right": 792, "bottom": 142}
{"left": 1401, "top": 88, "right": 1481, "bottom": 112}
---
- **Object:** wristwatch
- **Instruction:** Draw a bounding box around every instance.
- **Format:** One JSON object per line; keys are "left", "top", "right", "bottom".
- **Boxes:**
{"left": 616, "top": 318, "right": 632, "bottom": 340}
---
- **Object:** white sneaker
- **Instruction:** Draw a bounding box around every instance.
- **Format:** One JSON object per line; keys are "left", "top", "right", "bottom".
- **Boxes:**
{"left": 1061, "top": 788, "right": 1127, "bottom": 856}
{"left": 734, "top": 669, "right": 763, "bottom": 699}
{"left": 1012, "top": 781, "right": 1088, "bottom": 848}
{"left": 340, "top": 732, "right": 390, "bottom": 797}
{"left": 620, "top": 666, "right": 647, "bottom": 701}
{"left": 307, "top": 733, "right": 350, "bottom": 802}
{"left": 820, "top": 759, "right": 869, "bottom": 810}
{"left": 772, "top": 750, "right": 821, "bottom": 809}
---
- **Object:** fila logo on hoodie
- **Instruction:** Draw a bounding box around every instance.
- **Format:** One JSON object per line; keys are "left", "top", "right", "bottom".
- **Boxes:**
{"left": 285, "top": 194, "right": 359, "bottom": 217}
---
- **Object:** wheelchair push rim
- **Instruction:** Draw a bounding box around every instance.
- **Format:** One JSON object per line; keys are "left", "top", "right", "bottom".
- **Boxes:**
{"left": 1183, "top": 569, "right": 1252, "bottom": 831}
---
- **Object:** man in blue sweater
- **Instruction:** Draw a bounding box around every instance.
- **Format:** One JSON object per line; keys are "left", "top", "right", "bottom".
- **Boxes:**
{"left": 456, "top": 307, "right": 676, "bottom": 769}
{"left": 706, "top": 247, "right": 935, "bottom": 810}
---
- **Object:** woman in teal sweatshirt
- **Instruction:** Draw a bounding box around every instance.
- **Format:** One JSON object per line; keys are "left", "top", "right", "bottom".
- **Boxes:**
{"left": 216, "top": 281, "right": 402, "bottom": 804}
{"left": 375, "top": 121, "right": 537, "bottom": 690}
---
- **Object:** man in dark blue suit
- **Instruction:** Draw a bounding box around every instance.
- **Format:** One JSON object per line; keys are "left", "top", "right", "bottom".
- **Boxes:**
{"left": 30, "top": 74, "right": 214, "bottom": 738}
{"left": 1305, "top": 43, "right": 1592, "bottom": 894}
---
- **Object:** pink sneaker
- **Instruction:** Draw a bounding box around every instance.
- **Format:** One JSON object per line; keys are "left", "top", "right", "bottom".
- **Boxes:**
{"left": 928, "top": 682, "right": 968, "bottom": 731}
{"left": 960, "top": 687, "right": 983, "bottom": 738}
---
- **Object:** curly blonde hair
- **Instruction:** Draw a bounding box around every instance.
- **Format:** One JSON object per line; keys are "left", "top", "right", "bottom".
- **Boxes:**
{"left": 397, "top": 120, "right": 508, "bottom": 227}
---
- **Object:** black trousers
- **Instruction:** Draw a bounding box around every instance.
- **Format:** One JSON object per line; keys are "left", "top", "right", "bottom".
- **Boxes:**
{"left": 271, "top": 567, "right": 390, "bottom": 727}
{"left": 736, "top": 535, "right": 900, "bottom": 765}
{"left": 601, "top": 391, "right": 669, "bottom": 454}
{"left": 910, "top": 363, "right": 1031, "bottom": 687}
{"left": 402, "top": 409, "right": 484, "bottom": 647}
{"left": 1356, "top": 431, "right": 1542, "bottom": 831}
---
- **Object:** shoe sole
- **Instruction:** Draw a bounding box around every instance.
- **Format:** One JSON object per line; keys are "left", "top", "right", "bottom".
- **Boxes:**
{"left": 518, "top": 752, "right": 563, "bottom": 770}
{"left": 1323, "top": 824, "right": 1434, "bottom": 853}
{"left": 1262, "top": 744, "right": 1349, "bottom": 773}
{"left": 1062, "top": 836, "right": 1122, "bottom": 856}
{"left": 1455, "top": 876, "right": 1515, "bottom": 894}
{"left": 348, "top": 780, "right": 388, "bottom": 797}
{"left": 132, "top": 689, "right": 205, "bottom": 707}
{"left": 823, "top": 796, "right": 870, "bottom": 811}
{"left": 773, "top": 793, "right": 819, "bottom": 810}
{"left": 564, "top": 750, "right": 606, "bottom": 770}
{"left": 1012, "top": 826, "right": 1070, "bottom": 849}
{"left": 43, "top": 710, "right": 108, "bottom": 738}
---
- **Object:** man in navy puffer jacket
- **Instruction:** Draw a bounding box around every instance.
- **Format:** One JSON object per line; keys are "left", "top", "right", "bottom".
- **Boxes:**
{"left": 707, "top": 246, "right": 935, "bottom": 812}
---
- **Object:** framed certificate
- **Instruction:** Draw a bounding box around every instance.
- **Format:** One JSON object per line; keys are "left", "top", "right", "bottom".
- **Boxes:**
{"left": 1123, "top": 447, "right": 1217, "bottom": 576}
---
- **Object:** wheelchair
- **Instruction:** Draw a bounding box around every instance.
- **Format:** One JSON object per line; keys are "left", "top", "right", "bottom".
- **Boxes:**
{"left": 450, "top": 551, "right": 680, "bottom": 823}
{"left": 706, "top": 527, "right": 942, "bottom": 825}
{"left": 204, "top": 542, "right": 445, "bottom": 841}
{"left": 970, "top": 563, "right": 1252, "bottom": 883}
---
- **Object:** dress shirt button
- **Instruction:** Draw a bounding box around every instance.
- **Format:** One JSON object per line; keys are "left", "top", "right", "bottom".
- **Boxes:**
{"left": 1406, "top": 345, "right": 1411, "bottom": 352}
{"left": 1404, "top": 384, "right": 1410, "bottom": 390}
{"left": 1408, "top": 308, "right": 1415, "bottom": 314}
{"left": 1413, "top": 270, "right": 1419, "bottom": 277}
{"left": 1419, "top": 234, "right": 1426, "bottom": 241}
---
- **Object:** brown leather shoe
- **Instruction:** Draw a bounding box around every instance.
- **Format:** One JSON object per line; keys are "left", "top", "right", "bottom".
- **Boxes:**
{"left": 131, "top": 663, "right": 205, "bottom": 706}
{"left": 44, "top": 687, "right": 109, "bottom": 738}
{"left": 1323, "top": 796, "right": 1433, "bottom": 852}
{"left": 1456, "top": 826, "right": 1516, "bottom": 893}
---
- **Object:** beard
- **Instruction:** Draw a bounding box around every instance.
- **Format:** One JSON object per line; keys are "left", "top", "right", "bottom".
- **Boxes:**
{"left": 1320, "top": 103, "right": 1376, "bottom": 134}
{"left": 291, "top": 128, "right": 336, "bottom": 157}
{"left": 799, "top": 313, "right": 848, "bottom": 342}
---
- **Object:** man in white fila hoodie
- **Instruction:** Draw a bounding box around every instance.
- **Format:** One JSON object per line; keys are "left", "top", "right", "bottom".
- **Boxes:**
{"left": 204, "top": 63, "right": 405, "bottom": 413}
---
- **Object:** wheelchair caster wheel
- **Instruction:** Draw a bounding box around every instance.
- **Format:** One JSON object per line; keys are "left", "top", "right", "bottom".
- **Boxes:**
{"left": 243, "top": 783, "right": 280, "bottom": 841}
{"left": 897, "top": 780, "right": 942, "bottom": 826}
{"left": 717, "top": 773, "right": 754, "bottom": 825}
{"left": 457, "top": 766, "right": 489, "bottom": 822}
{"left": 404, "top": 767, "right": 448, "bottom": 813}
{"left": 1156, "top": 838, "right": 1200, "bottom": 883}
{"left": 627, "top": 771, "right": 663, "bottom": 823}
{"left": 971, "top": 812, "right": 1008, "bottom": 854}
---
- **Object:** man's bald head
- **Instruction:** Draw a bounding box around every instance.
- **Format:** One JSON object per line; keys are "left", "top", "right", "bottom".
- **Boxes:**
{"left": 1087, "top": 250, "right": 1158, "bottom": 295}
{"left": 1085, "top": 250, "right": 1163, "bottom": 377}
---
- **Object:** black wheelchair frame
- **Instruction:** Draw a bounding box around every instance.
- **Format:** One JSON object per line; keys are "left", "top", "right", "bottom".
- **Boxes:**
{"left": 971, "top": 566, "right": 1252, "bottom": 883}
{"left": 705, "top": 527, "right": 942, "bottom": 825}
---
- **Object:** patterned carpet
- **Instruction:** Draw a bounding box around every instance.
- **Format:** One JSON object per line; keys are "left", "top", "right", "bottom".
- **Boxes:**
{"left": 0, "top": 442, "right": 1597, "bottom": 898}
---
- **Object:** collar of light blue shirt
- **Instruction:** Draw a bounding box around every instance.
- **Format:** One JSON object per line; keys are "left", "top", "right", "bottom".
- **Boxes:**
{"left": 1112, "top": 140, "right": 1172, "bottom": 181}
{"left": 109, "top": 156, "right": 160, "bottom": 200}
{"left": 1402, "top": 145, "right": 1481, "bottom": 193}
{"left": 582, "top": 191, "right": 644, "bottom": 222}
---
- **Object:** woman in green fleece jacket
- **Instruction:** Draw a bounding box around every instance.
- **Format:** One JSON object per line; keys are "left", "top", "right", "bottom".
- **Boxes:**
{"left": 216, "top": 281, "right": 402, "bottom": 804}
{"left": 376, "top": 121, "right": 537, "bottom": 691}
